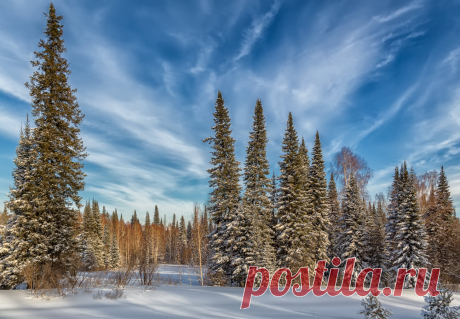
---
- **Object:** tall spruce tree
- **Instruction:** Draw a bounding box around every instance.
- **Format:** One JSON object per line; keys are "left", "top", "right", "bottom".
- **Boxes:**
{"left": 436, "top": 167, "right": 455, "bottom": 220}
{"left": 0, "top": 116, "right": 36, "bottom": 287}
{"left": 363, "top": 203, "right": 389, "bottom": 277}
{"left": 336, "top": 174, "right": 366, "bottom": 281}
{"left": 153, "top": 205, "right": 160, "bottom": 225}
{"left": 91, "top": 200, "right": 104, "bottom": 267}
{"left": 203, "top": 91, "right": 241, "bottom": 284}
{"left": 242, "top": 99, "right": 276, "bottom": 273}
{"left": 327, "top": 172, "right": 341, "bottom": 261}
{"left": 270, "top": 171, "right": 278, "bottom": 229}
{"left": 275, "top": 113, "right": 313, "bottom": 271}
{"left": 307, "top": 132, "right": 330, "bottom": 264}
{"left": 110, "top": 235, "right": 120, "bottom": 269}
{"left": 385, "top": 166, "right": 401, "bottom": 269}
{"left": 102, "top": 225, "right": 111, "bottom": 268}
{"left": 8, "top": 3, "right": 86, "bottom": 284}
{"left": 179, "top": 216, "right": 187, "bottom": 246}
{"left": 391, "top": 164, "right": 429, "bottom": 288}
{"left": 230, "top": 204, "right": 255, "bottom": 286}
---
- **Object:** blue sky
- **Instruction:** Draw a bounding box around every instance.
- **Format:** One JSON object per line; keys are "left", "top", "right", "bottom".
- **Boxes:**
{"left": 0, "top": 0, "right": 459, "bottom": 222}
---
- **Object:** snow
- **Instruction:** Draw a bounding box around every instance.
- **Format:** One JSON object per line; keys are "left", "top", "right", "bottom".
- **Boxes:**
{"left": 0, "top": 265, "right": 459, "bottom": 318}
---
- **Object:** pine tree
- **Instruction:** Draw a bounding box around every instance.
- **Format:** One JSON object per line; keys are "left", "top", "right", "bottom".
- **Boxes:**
{"left": 421, "top": 285, "right": 460, "bottom": 319}
{"left": 391, "top": 164, "right": 429, "bottom": 288}
{"left": 203, "top": 91, "right": 242, "bottom": 284}
{"left": 7, "top": 3, "right": 86, "bottom": 285}
{"left": 153, "top": 205, "right": 160, "bottom": 225}
{"left": 307, "top": 131, "right": 330, "bottom": 265}
{"left": 336, "top": 174, "right": 366, "bottom": 281}
{"left": 358, "top": 295, "right": 393, "bottom": 318}
{"left": 327, "top": 172, "right": 341, "bottom": 261}
{"left": 242, "top": 99, "right": 276, "bottom": 273}
{"left": 0, "top": 116, "right": 36, "bottom": 287}
{"left": 275, "top": 113, "right": 313, "bottom": 271}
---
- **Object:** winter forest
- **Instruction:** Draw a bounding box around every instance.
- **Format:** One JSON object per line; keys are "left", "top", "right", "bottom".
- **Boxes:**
{"left": 0, "top": 2, "right": 460, "bottom": 319}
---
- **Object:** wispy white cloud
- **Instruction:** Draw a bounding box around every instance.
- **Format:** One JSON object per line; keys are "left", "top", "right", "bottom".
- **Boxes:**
{"left": 234, "top": 1, "right": 281, "bottom": 61}
{"left": 0, "top": 109, "right": 22, "bottom": 138}
{"left": 444, "top": 47, "right": 460, "bottom": 73}
{"left": 373, "top": 1, "right": 423, "bottom": 23}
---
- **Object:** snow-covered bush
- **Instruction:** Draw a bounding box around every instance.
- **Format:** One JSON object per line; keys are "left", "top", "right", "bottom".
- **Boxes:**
{"left": 358, "top": 294, "right": 392, "bottom": 318}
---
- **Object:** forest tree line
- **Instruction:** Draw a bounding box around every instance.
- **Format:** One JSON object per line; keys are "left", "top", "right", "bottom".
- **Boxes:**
{"left": 203, "top": 91, "right": 460, "bottom": 287}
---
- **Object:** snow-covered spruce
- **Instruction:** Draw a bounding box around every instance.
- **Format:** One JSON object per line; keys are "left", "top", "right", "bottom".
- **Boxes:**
{"left": 242, "top": 99, "right": 276, "bottom": 275}
{"left": 203, "top": 91, "right": 242, "bottom": 285}
{"left": 421, "top": 285, "right": 460, "bottom": 319}
{"left": 335, "top": 174, "right": 366, "bottom": 281}
{"left": 1, "top": 4, "right": 86, "bottom": 289}
{"left": 358, "top": 294, "right": 393, "bottom": 319}
{"left": 385, "top": 167, "right": 400, "bottom": 249}
{"left": 275, "top": 113, "right": 314, "bottom": 272}
{"left": 327, "top": 172, "right": 341, "bottom": 264}
{"left": 306, "top": 132, "right": 330, "bottom": 265}
{"left": 0, "top": 116, "right": 36, "bottom": 288}
{"left": 390, "top": 164, "right": 429, "bottom": 288}
{"left": 363, "top": 203, "right": 389, "bottom": 283}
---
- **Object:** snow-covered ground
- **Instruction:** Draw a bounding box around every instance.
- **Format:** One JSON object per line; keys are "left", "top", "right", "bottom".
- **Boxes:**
{"left": 0, "top": 265, "right": 458, "bottom": 318}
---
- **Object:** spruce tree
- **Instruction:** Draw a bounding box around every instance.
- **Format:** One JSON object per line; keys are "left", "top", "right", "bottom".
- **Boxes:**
{"left": 421, "top": 285, "right": 460, "bottom": 319}
{"left": 203, "top": 91, "right": 241, "bottom": 284}
{"left": 131, "top": 210, "right": 139, "bottom": 225}
{"left": 8, "top": 3, "right": 86, "bottom": 284}
{"left": 102, "top": 225, "right": 112, "bottom": 268}
{"left": 269, "top": 171, "right": 278, "bottom": 229}
{"left": 336, "top": 174, "right": 366, "bottom": 281}
{"left": 242, "top": 99, "right": 276, "bottom": 273}
{"left": 424, "top": 184, "right": 438, "bottom": 261}
{"left": 186, "top": 221, "right": 192, "bottom": 242}
{"left": 307, "top": 132, "right": 330, "bottom": 264}
{"left": 153, "top": 205, "right": 160, "bottom": 225}
{"left": 363, "top": 203, "right": 389, "bottom": 277}
{"left": 358, "top": 295, "right": 393, "bottom": 318}
{"left": 91, "top": 200, "right": 104, "bottom": 267}
{"left": 229, "top": 204, "right": 255, "bottom": 286}
{"left": 327, "top": 172, "right": 341, "bottom": 261}
{"left": 144, "top": 212, "right": 151, "bottom": 264}
{"left": 433, "top": 166, "right": 457, "bottom": 273}
{"left": 275, "top": 113, "right": 313, "bottom": 271}
{"left": 391, "top": 164, "right": 429, "bottom": 288}
{"left": 179, "top": 216, "right": 187, "bottom": 246}
{"left": 385, "top": 167, "right": 401, "bottom": 270}
{"left": 110, "top": 235, "right": 120, "bottom": 269}
{"left": 436, "top": 167, "right": 455, "bottom": 221}
{"left": 0, "top": 116, "right": 36, "bottom": 287}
